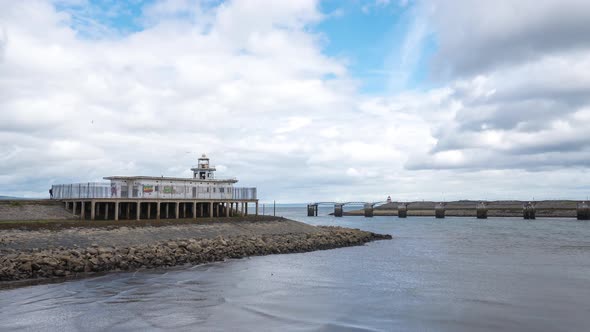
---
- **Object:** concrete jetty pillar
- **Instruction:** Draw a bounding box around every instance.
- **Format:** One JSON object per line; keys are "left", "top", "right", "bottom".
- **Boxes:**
{"left": 226, "top": 202, "right": 230, "bottom": 217}
{"left": 165, "top": 203, "right": 169, "bottom": 219}
{"left": 398, "top": 203, "right": 408, "bottom": 218}
{"left": 307, "top": 204, "right": 316, "bottom": 217}
{"left": 364, "top": 203, "right": 374, "bottom": 218}
{"left": 114, "top": 202, "right": 119, "bottom": 221}
{"left": 72, "top": 201, "right": 77, "bottom": 216}
{"left": 577, "top": 202, "right": 589, "bottom": 220}
{"left": 476, "top": 202, "right": 488, "bottom": 219}
{"left": 175, "top": 202, "right": 180, "bottom": 219}
{"left": 523, "top": 202, "right": 536, "bottom": 220}
{"left": 193, "top": 202, "right": 197, "bottom": 219}
{"left": 209, "top": 202, "right": 213, "bottom": 218}
{"left": 105, "top": 203, "right": 110, "bottom": 220}
{"left": 199, "top": 203, "right": 203, "bottom": 217}
{"left": 435, "top": 203, "right": 446, "bottom": 219}
{"left": 245, "top": 202, "right": 248, "bottom": 216}
{"left": 80, "top": 201, "right": 85, "bottom": 220}
{"left": 147, "top": 203, "right": 151, "bottom": 219}
{"left": 91, "top": 201, "right": 96, "bottom": 220}
{"left": 334, "top": 204, "right": 343, "bottom": 217}
{"left": 156, "top": 202, "right": 161, "bottom": 220}
{"left": 136, "top": 202, "right": 141, "bottom": 221}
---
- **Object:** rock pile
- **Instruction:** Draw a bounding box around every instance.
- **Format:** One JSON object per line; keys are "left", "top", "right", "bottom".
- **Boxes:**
{"left": 0, "top": 226, "right": 391, "bottom": 282}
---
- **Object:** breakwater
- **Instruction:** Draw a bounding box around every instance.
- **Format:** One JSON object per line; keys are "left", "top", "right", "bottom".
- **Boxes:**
{"left": 0, "top": 221, "right": 390, "bottom": 283}
{"left": 327, "top": 200, "right": 588, "bottom": 218}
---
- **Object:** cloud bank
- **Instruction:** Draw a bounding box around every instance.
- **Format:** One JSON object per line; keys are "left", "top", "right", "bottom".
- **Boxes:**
{"left": 1, "top": 0, "right": 589, "bottom": 202}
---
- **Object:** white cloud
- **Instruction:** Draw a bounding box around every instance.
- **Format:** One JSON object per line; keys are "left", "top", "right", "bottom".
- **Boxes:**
{"left": 0, "top": 0, "right": 589, "bottom": 203}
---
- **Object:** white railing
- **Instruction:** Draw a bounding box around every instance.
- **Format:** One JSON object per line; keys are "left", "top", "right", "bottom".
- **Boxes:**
{"left": 233, "top": 187, "right": 257, "bottom": 200}
{"left": 52, "top": 183, "right": 111, "bottom": 199}
{"left": 52, "top": 183, "right": 257, "bottom": 200}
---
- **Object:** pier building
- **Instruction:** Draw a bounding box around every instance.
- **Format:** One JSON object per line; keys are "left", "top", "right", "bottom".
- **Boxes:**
{"left": 51, "top": 155, "right": 258, "bottom": 220}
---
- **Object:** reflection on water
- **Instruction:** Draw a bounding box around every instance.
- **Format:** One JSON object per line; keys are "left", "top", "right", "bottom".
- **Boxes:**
{"left": 1, "top": 207, "right": 590, "bottom": 331}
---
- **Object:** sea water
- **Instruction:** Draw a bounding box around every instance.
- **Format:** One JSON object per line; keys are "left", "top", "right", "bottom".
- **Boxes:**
{"left": 1, "top": 206, "right": 589, "bottom": 331}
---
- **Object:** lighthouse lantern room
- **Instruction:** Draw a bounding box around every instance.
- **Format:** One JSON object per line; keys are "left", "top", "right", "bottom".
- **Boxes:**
{"left": 192, "top": 154, "right": 216, "bottom": 180}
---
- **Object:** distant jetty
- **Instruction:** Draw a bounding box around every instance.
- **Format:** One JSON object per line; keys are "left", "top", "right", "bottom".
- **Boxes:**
{"left": 309, "top": 200, "right": 590, "bottom": 219}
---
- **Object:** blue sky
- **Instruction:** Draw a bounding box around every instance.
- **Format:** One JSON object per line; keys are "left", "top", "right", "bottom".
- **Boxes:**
{"left": 57, "top": 0, "right": 434, "bottom": 93}
{"left": 2, "top": 0, "right": 590, "bottom": 201}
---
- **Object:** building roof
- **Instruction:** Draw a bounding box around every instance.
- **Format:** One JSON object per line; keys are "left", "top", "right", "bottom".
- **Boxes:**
{"left": 103, "top": 176, "right": 238, "bottom": 183}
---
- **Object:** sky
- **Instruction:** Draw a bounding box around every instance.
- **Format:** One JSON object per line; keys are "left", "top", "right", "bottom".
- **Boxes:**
{"left": 1, "top": 0, "right": 590, "bottom": 203}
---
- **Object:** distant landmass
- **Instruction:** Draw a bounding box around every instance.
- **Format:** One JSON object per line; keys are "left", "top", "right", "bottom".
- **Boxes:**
{"left": 0, "top": 196, "right": 25, "bottom": 200}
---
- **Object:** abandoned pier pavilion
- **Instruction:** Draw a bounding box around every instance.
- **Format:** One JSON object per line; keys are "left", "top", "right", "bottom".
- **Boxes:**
{"left": 51, "top": 155, "right": 258, "bottom": 220}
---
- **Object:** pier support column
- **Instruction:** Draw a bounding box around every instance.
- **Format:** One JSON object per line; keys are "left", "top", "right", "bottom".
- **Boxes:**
{"left": 136, "top": 202, "right": 141, "bottom": 221}
{"left": 156, "top": 201, "right": 161, "bottom": 220}
{"left": 216, "top": 203, "right": 220, "bottom": 217}
{"left": 226, "top": 202, "right": 230, "bottom": 217}
{"left": 199, "top": 203, "right": 203, "bottom": 217}
{"left": 307, "top": 204, "right": 318, "bottom": 217}
{"left": 165, "top": 203, "right": 169, "bottom": 219}
{"left": 105, "top": 203, "right": 110, "bottom": 220}
{"left": 523, "top": 202, "right": 536, "bottom": 220}
{"left": 476, "top": 202, "right": 488, "bottom": 219}
{"left": 193, "top": 202, "right": 197, "bottom": 219}
{"left": 72, "top": 201, "right": 77, "bottom": 216}
{"left": 578, "top": 202, "right": 590, "bottom": 220}
{"left": 147, "top": 203, "right": 151, "bottom": 219}
{"left": 80, "top": 201, "right": 85, "bottom": 220}
{"left": 114, "top": 202, "right": 119, "bottom": 221}
{"left": 334, "top": 204, "right": 343, "bottom": 217}
{"left": 91, "top": 201, "right": 95, "bottom": 220}
{"left": 175, "top": 202, "right": 180, "bottom": 219}
{"left": 364, "top": 203, "right": 374, "bottom": 218}
{"left": 182, "top": 203, "right": 187, "bottom": 218}
{"left": 126, "top": 203, "right": 130, "bottom": 220}
{"left": 398, "top": 203, "right": 408, "bottom": 218}
{"left": 209, "top": 202, "right": 213, "bottom": 218}
{"left": 435, "top": 203, "right": 445, "bottom": 219}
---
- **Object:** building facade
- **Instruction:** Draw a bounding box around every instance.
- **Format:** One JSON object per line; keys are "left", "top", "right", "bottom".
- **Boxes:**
{"left": 51, "top": 155, "right": 258, "bottom": 220}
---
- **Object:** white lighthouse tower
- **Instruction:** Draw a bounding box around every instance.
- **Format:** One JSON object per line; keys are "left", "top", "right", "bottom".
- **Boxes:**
{"left": 191, "top": 154, "right": 216, "bottom": 180}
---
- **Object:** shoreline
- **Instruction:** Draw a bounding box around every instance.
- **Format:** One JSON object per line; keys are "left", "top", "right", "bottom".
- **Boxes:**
{"left": 0, "top": 219, "right": 391, "bottom": 287}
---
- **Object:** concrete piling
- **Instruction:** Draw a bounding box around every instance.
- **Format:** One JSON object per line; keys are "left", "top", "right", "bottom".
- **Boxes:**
{"left": 334, "top": 204, "right": 344, "bottom": 217}
{"left": 577, "top": 202, "right": 590, "bottom": 220}
{"left": 364, "top": 203, "right": 374, "bottom": 218}
{"left": 435, "top": 203, "right": 446, "bottom": 219}
{"left": 398, "top": 203, "right": 408, "bottom": 218}
{"left": 307, "top": 204, "right": 318, "bottom": 217}
{"left": 476, "top": 202, "right": 488, "bottom": 219}
{"left": 523, "top": 202, "right": 536, "bottom": 220}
